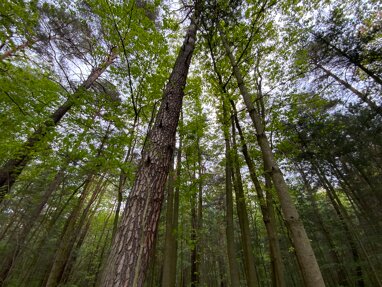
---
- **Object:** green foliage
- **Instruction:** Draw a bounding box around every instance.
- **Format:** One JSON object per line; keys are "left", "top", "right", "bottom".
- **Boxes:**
{"left": 0, "top": 0, "right": 381, "bottom": 286}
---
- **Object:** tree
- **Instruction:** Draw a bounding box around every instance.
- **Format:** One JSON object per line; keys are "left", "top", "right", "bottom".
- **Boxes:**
{"left": 99, "top": 3, "right": 201, "bottom": 286}
{"left": 1, "top": 0, "right": 382, "bottom": 286}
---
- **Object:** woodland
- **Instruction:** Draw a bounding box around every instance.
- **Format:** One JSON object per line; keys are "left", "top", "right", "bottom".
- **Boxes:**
{"left": 0, "top": 0, "right": 381, "bottom": 286}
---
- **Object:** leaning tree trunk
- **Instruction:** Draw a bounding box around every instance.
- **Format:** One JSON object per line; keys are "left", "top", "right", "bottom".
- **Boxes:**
{"left": 0, "top": 49, "right": 117, "bottom": 200}
{"left": 220, "top": 28, "right": 325, "bottom": 287}
{"left": 314, "top": 33, "right": 382, "bottom": 87}
{"left": 45, "top": 175, "right": 105, "bottom": 287}
{"left": 99, "top": 8, "right": 199, "bottom": 287}
{"left": 316, "top": 63, "right": 382, "bottom": 116}
{"left": 0, "top": 169, "right": 65, "bottom": 283}
{"left": 313, "top": 165, "right": 367, "bottom": 287}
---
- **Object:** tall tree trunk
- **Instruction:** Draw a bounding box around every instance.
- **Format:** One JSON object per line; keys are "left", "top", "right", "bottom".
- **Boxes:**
{"left": 298, "top": 167, "right": 350, "bottom": 286}
{"left": 197, "top": 136, "right": 203, "bottom": 285}
{"left": 99, "top": 8, "right": 199, "bottom": 286}
{"left": 16, "top": 179, "right": 87, "bottom": 286}
{"left": 45, "top": 175, "right": 105, "bottom": 287}
{"left": 0, "top": 49, "right": 117, "bottom": 199}
{"left": 220, "top": 28, "right": 325, "bottom": 287}
{"left": 93, "top": 208, "right": 114, "bottom": 287}
{"left": 313, "top": 165, "right": 368, "bottom": 287}
{"left": 231, "top": 120, "right": 259, "bottom": 287}
{"left": 162, "top": 155, "right": 176, "bottom": 285}
{"left": 61, "top": 188, "right": 105, "bottom": 285}
{"left": 231, "top": 100, "right": 286, "bottom": 287}
{"left": 161, "top": 136, "right": 182, "bottom": 287}
{"left": 191, "top": 179, "right": 199, "bottom": 287}
{"left": 113, "top": 112, "right": 140, "bottom": 238}
{"left": 45, "top": 125, "right": 111, "bottom": 287}
{"left": 222, "top": 99, "right": 241, "bottom": 287}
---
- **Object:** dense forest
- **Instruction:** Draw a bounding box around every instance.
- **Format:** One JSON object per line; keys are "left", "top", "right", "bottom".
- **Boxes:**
{"left": 0, "top": 0, "right": 381, "bottom": 286}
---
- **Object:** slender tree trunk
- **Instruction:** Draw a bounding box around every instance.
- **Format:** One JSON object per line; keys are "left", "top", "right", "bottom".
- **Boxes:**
{"left": 231, "top": 100, "right": 286, "bottom": 287}
{"left": 313, "top": 165, "right": 365, "bottom": 287}
{"left": 220, "top": 28, "right": 325, "bottom": 287}
{"left": 316, "top": 63, "right": 382, "bottom": 115}
{"left": 171, "top": 134, "right": 182, "bottom": 286}
{"left": 113, "top": 114, "right": 139, "bottom": 238}
{"left": 0, "top": 49, "right": 117, "bottom": 199}
{"left": 0, "top": 169, "right": 65, "bottom": 283}
{"left": 264, "top": 175, "right": 287, "bottom": 287}
{"left": 314, "top": 164, "right": 381, "bottom": 287}
{"left": 231, "top": 120, "right": 259, "bottom": 287}
{"left": 93, "top": 208, "right": 114, "bottom": 286}
{"left": 161, "top": 136, "right": 182, "bottom": 287}
{"left": 45, "top": 175, "right": 104, "bottom": 287}
{"left": 197, "top": 137, "right": 203, "bottom": 285}
{"left": 298, "top": 167, "right": 350, "bottom": 286}
{"left": 99, "top": 9, "right": 199, "bottom": 286}
{"left": 61, "top": 188, "right": 105, "bottom": 285}
{"left": 60, "top": 220, "right": 91, "bottom": 285}
{"left": 191, "top": 181, "right": 199, "bottom": 287}
{"left": 222, "top": 100, "right": 240, "bottom": 287}
{"left": 314, "top": 34, "right": 382, "bottom": 86}
{"left": 17, "top": 179, "right": 87, "bottom": 286}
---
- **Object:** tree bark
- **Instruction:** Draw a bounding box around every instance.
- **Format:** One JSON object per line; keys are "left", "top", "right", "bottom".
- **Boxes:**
{"left": 220, "top": 28, "right": 325, "bottom": 287}
{"left": 191, "top": 180, "right": 199, "bottom": 287}
{"left": 99, "top": 8, "right": 199, "bottom": 287}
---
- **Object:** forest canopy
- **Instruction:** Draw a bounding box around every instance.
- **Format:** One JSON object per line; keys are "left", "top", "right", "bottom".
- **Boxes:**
{"left": 0, "top": 0, "right": 381, "bottom": 286}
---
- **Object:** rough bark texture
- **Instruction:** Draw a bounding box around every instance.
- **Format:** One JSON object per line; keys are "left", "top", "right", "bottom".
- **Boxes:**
{"left": 99, "top": 11, "right": 198, "bottom": 287}
{"left": 0, "top": 50, "right": 117, "bottom": 200}
{"left": 220, "top": 29, "right": 325, "bottom": 287}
